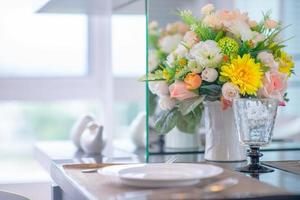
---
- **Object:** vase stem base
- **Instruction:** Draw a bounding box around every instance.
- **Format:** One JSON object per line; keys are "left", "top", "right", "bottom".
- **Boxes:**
{"left": 236, "top": 164, "right": 274, "bottom": 173}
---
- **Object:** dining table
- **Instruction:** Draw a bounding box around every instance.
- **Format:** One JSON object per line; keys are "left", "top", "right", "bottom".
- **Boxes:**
{"left": 34, "top": 140, "right": 300, "bottom": 200}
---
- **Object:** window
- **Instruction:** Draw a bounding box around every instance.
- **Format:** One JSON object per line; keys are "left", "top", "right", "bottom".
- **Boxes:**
{"left": 0, "top": 14, "right": 87, "bottom": 77}
{"left": 0, "top": 0, "right": 113, "bottom": 183}
{"left": 112, "top": 15, "right": 146, "bottom": 77}
{"left": 0, "top": 0, "right": 88, "bottom": 77}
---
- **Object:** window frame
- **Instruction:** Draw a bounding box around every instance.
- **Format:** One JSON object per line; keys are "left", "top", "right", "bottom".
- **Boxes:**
{"left": 0, "top": 15, "right": 108, "bottom": 101}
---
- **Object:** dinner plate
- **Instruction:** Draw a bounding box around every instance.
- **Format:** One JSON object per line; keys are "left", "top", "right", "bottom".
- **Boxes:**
{"left": 100, "top": 163, "right": 223, "bottom": 188}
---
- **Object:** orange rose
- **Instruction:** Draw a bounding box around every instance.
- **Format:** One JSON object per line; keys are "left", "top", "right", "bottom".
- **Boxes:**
{"left": 184, "top": 73, "right": 202, "bottom": 90}
{"left": 169, "top": 81, "right": 198, "bottom": 101}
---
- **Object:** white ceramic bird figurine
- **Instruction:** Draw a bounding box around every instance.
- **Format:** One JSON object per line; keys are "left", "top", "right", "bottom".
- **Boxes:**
{"left": 130, "top": 112, "right": 146, "bottom": 148}
{"left": 80, "top": 122, "right": 105, "bottom": 155}
{"left": 70, "top": 115, "right": 94, "bottom": 149}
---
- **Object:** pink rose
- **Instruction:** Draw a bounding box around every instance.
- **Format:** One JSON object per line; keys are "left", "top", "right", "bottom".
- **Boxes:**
{"left": 252, "top": 32, "right": 265, "bottom": 46}
{"left": 203, "top": 14, "right": 223, "bottom": 30}
{"left": 216, "top": 9, "right": 249, "bottom": 27}
{"left": 264, "top": 19, "right": 278, "bottom": 29}
{"left": 176, "top": 22, "right": 189, "bottom": 35}
{"left": 259, "top": 71, "right": 287, "bottom": 103}
{"left": 166, "top": 22, "right": 189, "bottom": 35}
{"left": 169, "top": 81, "right": 198, "bottom": 101}
{"left": 183, "top": 31, "right": 200, "bottom": 48}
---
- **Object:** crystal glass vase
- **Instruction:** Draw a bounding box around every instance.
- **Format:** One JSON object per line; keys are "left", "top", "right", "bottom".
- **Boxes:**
{"left": 232, "top": 98, "right": 279, "bottom": 173}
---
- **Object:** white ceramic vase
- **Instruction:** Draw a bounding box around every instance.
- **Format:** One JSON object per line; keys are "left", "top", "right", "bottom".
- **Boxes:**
{"left": 165, "top": 127, "right": 201, "bottom": 149}
{"left": 203, "top": 101, "right": 246, "bottom": 162}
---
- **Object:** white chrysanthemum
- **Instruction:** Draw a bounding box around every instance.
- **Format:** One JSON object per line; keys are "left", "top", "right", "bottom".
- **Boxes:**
{"left": 148, "top": 81, "right": 169, "bottom": 97}
{"left": 190, "top": 40, "right": 223, "bottom": 68}
{"left": 148, "top": 50, "right": 159, "bottom": 72}
{"left": 159, "top": 34, "right": 182, "bottom": 53}
{"left": 159, "top": 96, "right": 176, "bottom": 111}
{"left": 228, "top": 20, "right": 254, "bottom": 41}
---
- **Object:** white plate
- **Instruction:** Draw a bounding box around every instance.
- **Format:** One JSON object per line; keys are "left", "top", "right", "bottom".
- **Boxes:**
{"left": 100, "top": 163, "right": 223, "bottom": 188}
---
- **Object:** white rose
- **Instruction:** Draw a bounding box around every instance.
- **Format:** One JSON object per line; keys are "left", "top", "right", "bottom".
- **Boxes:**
{"left": 159, "top": 34, "right": 182, "bottom": 53}
{"left": 257, "top": 51, "right": 279, "bottom": 70}
{"left": 148, "top": 81, "right": 169, "bottom": 97}
{"left": 228, "top": 20, "right": 254, "bottom": 41}
{"left": 159, "top": 96, "right": 176, "bottom": 111}
{"left": 257, "top": 52, "right": 274, "bottom": 63}
{"left": 201, "top": 4, "right": 215, "bottom": 15}
{"left": 201, "top": 68, "right": 218, "bottom": 82}
{"left": 174, "top": 44, "right": 188, "bottom": 57}
{"left": 148, "top": 50, "right": 159, "bottom": 72}
{"left": 190, "top": 40, "right": 223, "bottom": 68}
{"left": 222, "top": 82, "right": 240, "bottom": 101}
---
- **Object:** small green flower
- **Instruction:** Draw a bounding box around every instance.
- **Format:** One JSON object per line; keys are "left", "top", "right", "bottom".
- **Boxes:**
{"left": 218, "top": 37, "right": 239, "bottom": 56}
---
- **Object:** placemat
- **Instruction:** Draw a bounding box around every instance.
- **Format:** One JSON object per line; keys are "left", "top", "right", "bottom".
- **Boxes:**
{"left": 263, "top": 161, "right": 300, "bottom": 175}
{"left": 61, "top": 163, "right": 295, "bottom": 200}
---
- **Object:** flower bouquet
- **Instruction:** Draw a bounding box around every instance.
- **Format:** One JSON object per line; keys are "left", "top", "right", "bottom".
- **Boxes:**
{"left": 143, "top": 4, "right": 295, "bottom": 156}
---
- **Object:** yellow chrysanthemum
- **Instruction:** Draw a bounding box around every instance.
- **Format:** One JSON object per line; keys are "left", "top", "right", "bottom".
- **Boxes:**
{"left": 278, "top": 51, "right": 294, "bottom": 77}
{"left": 220, "top": 54, "right": 263, "bottom": 95}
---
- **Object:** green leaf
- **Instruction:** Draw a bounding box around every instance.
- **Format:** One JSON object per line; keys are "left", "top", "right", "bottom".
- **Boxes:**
{"left": 193, "top": 21, "right": 216, "bottom": 41}
{"left": 199, "top": 84, "right": 222, "bottom": 101}
{"left": 177, "top": 106, "right": 203, "bottom": 133}
{"left": 178, "top": 10, "right": 198, "bottom": 26}
{"left": 149, "top": 35, "right": 159, "bottom": 49}
{"left": 200, "top": 84, "right": 222, "bottom": 96}
{"left": 178, "top": 96, "right": 205, "bottom": 116}
{"left": 219, "top": 76, "right": 229, "bottom": 83}
{"left": 154, "top": 109, "right": 179, "bottom": 134}
{"left": 138, "top": 70, "right": 164, "bottom": 82}
{"left": 261, "top": 66, "right": 270, "bottom": 73}
{"left": 215, "top": 31, "right": 224, "bottom": 42}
